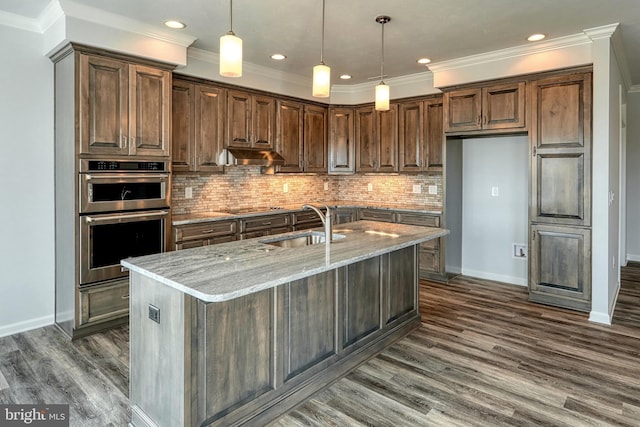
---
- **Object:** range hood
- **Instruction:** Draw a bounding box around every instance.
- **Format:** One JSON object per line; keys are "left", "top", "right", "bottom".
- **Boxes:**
{"left": 224, "top": 148, "right": 286, "bottom": 166}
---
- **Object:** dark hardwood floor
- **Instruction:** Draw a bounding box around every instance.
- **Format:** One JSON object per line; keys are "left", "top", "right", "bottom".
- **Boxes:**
{"left": 1, "top": 264, "right": 639, "bottom": 426}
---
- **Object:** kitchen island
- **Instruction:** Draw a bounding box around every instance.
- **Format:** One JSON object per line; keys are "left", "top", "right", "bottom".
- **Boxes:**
{"left": 122, "top": 220, "right": 448, "bottom": 427}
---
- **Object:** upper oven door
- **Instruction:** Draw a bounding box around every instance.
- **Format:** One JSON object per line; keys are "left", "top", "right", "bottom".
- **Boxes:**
{"left": 80, "top": 173, "right": 169, "bottom": 213}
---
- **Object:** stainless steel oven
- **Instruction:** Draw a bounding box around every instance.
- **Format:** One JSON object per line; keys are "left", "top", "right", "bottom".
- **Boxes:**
{"left": 79, "top": 159, "right": 169, "bottom": 213}
{"left": 79, "top": 209, "right": 168, "bottom": 284}
{"left": 78, "top": 159, "right": 170, "bottom": 286}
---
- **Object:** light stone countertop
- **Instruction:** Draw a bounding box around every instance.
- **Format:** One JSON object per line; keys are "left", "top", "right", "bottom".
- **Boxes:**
{"left": 172, "top": 201, "right": 442, "bottom": 225}
{"left": 122, "top": 220, "right": 449, "bottom": 303}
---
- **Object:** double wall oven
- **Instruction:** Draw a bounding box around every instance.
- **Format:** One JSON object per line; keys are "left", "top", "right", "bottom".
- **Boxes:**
{"left": 79, "top": 159, "right": 170, "bottom": 286}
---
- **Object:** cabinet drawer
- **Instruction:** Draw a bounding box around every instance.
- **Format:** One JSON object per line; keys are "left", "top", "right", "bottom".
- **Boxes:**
{"left": 358, "top": 209, "right": 394, "bottom": 222}
{"left": 420, "top": 238, "right": 440, "bottom": 251}
{"left": 175, "top": 220, "right": 237, "bottom": 242}
{"left": 292, "top": 210, "right": 326, "bottom": 225}
{"left": 396, "top": 212, "right": 440, "bottom": 227}
{"left": 241, "top": 214, "right": 290, "bottom": 232}
{"left": 175, "top": 239, "right": 208, "bottom": 250}
{"left": 79, "top": 280, "right": 129, "bottom": 326}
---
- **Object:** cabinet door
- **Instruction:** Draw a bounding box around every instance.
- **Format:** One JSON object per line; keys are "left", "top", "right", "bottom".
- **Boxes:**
{"left": 276, "top": 100, "right": 304, "bottom": 172}
{"left": 443, "top": 88, "right": 481, "bottom": 132}
{"left": 424, "top": 97, "right": 444, "bottom": 172}
{"left": 385, "top": 247, "right": 417, "bottom": 324}
{"left": 304, "top": 105, "right": 328, "bottom": 172}
{"left": 227, "top": 90, "right": 252, "bottom": 147}
{"left": 252, "top": 94, "right": 276, "bottom": 149}
{"left": 530, "top": 73, "right": 591, "bottom": 226}
{"left": 343, "top": 257, "right": 381, "bottom": 347}
{"left": 332, "top": 209, "right": 356, "bottom": 225}
{"left": 129, "top": 65, "right": 171, "bottom": 157}
{"left": 195, "top": 85, "right": 225, "bottom": 172}
{"left": 328, "top": 108, "right": 355, "bottom": 174}
{"left": 529, "top": 224, "right": 591, "bottom": 311}
{"left": 377, "top": 104, "right": 398, "bottom": 172}
{"left": 482, "top": 82, "right": 526, "bottom": 130}
{"left": 171, "top": 80, "right": 193, "bottom": 172}
{"left": 355, "top": 106, "right": 376, "bottom": 172}
{"left": 398, "top": 100, "right": 423, "bottom": 172}
{"left": 79, "top": 54, "right": 129, "bottom": 156}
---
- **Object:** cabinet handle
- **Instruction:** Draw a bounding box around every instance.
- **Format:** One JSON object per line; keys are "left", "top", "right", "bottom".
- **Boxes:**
{"left": 121, "top": 294, "right": 130, "bottom": 300}
{"left": 122, "top": 136, "right": 128, "bottom": 148}
{"left": 532, "top": 146, "right": 537, "bottom": 156}
{"left": 532, "top": 230, "right": 536, "bottom": 241}
{"left": 484, "top": 115, "right": 487, "bottom": 125}
{"left": 203, "top": 229, "right": 214, "bottom": 234}
{"left": 477, "top": 115, "right": 481, "bottom": 126}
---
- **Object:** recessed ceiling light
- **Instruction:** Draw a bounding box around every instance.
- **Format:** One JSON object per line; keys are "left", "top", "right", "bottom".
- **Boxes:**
{"left": 271, "top": 53, "right": 287, "bottom": 60}
{"left": 339, "top": 74, "right": 352, "bottom": 80}
{"left": 527, "top": 33, "right": 546, "bottom": 42}
{"left": 164, "top": 20, "right": 186, "bottom": 29}
{"left": 417, "top": 58, "right": 431, "bottom": 65}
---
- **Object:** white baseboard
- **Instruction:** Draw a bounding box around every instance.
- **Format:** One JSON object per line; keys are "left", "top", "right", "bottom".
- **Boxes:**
{"left": 0, "top": 315, "right": 54, "bottom": 338}
{"left": 460, "top": 268, "right": 527, "bottom": 287}
{"left": 626, "top": 254, "right": 640, "bottom": 262}
{"left": 445, "top": 265, "right": 462, "bottom": 275}
{"left": 588, "top": 311, "right": 611, "bottom": 325}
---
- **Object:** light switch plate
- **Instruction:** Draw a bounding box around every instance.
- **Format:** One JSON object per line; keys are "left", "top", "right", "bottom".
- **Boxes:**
{"left": 324, "top": 181, "right": 329, "bottom": 191}
{"left": 491, "top": 186, "right": 499, "bottom": 197}
{"left": 367, "top": 183, "right": 373, "bottom": 192}
{"left": 412, "top": 184, "right": 421, "bottom": 194}
{"left": 428, "top": 185, "right": 437, "bottom": 195}
{"left": 283, "top": 183, "right": 289, "bottom": 193}
{"left": 185, "top": 187, "right": 193, "bottom": 199}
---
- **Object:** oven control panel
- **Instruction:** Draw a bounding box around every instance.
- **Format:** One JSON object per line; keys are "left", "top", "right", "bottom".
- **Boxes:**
{"left": 86, "top": 160, "right": 166, "bottom": 172}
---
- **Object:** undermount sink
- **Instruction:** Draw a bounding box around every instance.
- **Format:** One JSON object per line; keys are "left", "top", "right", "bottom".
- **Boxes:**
{"left": 260, "top": 231, "right": 345, "bottom": 248}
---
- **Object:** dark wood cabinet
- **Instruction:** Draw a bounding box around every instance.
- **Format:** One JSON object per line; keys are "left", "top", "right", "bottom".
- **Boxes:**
{"left": 424, "top": 97, "right": 444, "bottom": 172}
{"left": 304, "top": 105, "right": 328, "bottom": 172}
{"left": 331, "top": 208, "right": 357, "bottom": 225}
{"left": 443, "top": 81, "right": 525, "bottom": 133}
{"left": 173, "top": 220, "right": 238, "bottom": 250}
{"left": 530, "top": 73, "right": 592, "bottom": 227}
{"left": 398, "top": 100, "right": 423, "bottom": 173}
{"left": 328, "top": 107, "right": 355, "bottom": 174}
{"left": 80, "top": 54, "right": 170, "bottom": 157}
{"left": 227, "top": 89, "right": 275, "bottom": 149}
{"left": 529, "top": 224, "right": 591, "bottom": 311}
{"left": 355, "top": 104, "right": 398, "bottom": 172}
{"left": 172, "top": 79, "right": 225, "bottom": 173}
{"left": 275, "top": 100, "right": 304, "bottom": 172}
{"left": 528, "top": 71, "right": 592, "bottom": 311}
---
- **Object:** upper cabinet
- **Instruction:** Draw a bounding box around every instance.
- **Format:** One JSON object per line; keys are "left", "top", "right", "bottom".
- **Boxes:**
{"left": 227, "top": 89, "right": 276, "bottom": 149}
{"left": 356, "top": 104, "right": 398, "bottom": 173}
{"left": 303, "top": 105, "right": 328, "bottom": 172}
{"left": 328, "top": 107, "right": 355, "bottom": 174}
{"left": 275, "top": 100, "right": 303, "bottom": 172}
{"left": 530, "top": 72, "right": 592, "bottom": 227}
{"left": 397, "top": 96, "right": 444, "bottom": 173}
{"left": 172, "top": 78, "right": 225, "bottom": 173}
{"left": 443, "top": 81, "right": 525, "bottom": 133}
{"left": 424, "top": 97, "right": 444, "bottom": 172}
{"left": 79, "top": 54, "right": 171, "bottom": 157}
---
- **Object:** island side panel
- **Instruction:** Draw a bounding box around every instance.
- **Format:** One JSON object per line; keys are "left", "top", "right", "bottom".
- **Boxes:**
{"left": 283, "top": 270, "right": 337, "bottom": 381}
{"left": 343, "top": 256, "right": 382, "bottom": 347}
{"left": 196, "top": 288, "right": 275, "bottom": 425}
{"left": 130, "top": 271, "right": 191, "bottom": 427}
{"left": 386, "top": 246, "right": 418, "bottom": 324}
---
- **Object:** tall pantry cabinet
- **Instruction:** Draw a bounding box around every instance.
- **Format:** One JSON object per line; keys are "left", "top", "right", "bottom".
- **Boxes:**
{"left": 528, "top": 72, "right": 593, "bottom": 311}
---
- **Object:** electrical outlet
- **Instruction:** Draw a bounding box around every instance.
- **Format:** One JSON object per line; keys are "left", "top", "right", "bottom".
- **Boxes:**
{"left": 148, "top": 304, "right": 160, "bottom": 324}
{"left": 412, "top": 184, "right": 421, "bottom": 194}
{"left": 491, "top": 186, "right": 499, "bottom": 197}
{"left": 283, "top": 183, "right": 289, "bottom": 193}
{"left": 513, "top": 244, "right": 527, "bottom": 259}
{"left": 428, "top": 185, "right": 437, "bottom": 195}
{"left": 324, "top": 181, "right": 329, "bottom": 191}
{"left": 367, "top": 183, "right": 373, "bottom": 192}
{"left": 185, "top": 187, "right": 193, "bottom": 199}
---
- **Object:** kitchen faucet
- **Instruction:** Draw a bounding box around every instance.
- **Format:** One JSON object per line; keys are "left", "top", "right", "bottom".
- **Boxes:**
{"left": 302, "top": 204, "right": 333, "bottom": 243}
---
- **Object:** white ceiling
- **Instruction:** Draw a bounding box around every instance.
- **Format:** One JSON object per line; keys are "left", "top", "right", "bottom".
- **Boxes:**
{"left": 3, "top": 0, "right": 640, "bottom": 86}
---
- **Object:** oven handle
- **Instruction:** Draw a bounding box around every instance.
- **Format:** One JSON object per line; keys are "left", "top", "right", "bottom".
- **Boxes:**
{"left": 84, "top": 173, "right": 169, "bottom": 181}
{"left": 85, "top": 211, "right": 168, "bottom": 223}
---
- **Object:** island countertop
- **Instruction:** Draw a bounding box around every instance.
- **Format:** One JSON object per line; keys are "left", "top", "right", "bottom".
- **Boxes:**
{"left": 122, "top": 220, "right": 448, "bottom": 303}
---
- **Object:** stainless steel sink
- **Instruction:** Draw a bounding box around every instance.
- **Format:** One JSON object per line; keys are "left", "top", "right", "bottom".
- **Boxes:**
{"left": 261, "top": 231, "right": 344, "bottom": 248}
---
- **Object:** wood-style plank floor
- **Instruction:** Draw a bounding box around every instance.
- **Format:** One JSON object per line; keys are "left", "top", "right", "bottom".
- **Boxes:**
{"left": 1, "top": 264, "right": 639, "bottom": 426}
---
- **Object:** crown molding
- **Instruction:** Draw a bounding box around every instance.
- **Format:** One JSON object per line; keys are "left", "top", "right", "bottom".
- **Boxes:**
{"left": 429, "top": 32, "right": 592, "bottom": 74}
{"left": 0, "top": 10, "right": 42, "bottom": 32}
{"left": 58, "top": 0, "right": 196, "bottom": 47}
{"left": 629, "top": 85, "right": 640, "bottom": 93}
{"left": 583, "top": 23, "right": 619, "bottom": 40}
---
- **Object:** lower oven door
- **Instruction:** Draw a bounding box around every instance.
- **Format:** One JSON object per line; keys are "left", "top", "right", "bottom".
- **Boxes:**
{"left": 80, "top": 210, "right": 168, "bottom": 285}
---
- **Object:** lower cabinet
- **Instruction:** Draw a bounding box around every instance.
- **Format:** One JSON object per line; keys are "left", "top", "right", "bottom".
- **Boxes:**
{"left": 239, "top": 214, "right": 292, "bottom": 239}
{"left": 331, "top": 208, "right": 357, "bottom": 225}
{"left": 173, "top": 220, "right": 237, "bottom": 250}
{"left": 529, "top": 224, "right": 591, "bottom": 311}
{"left": 79, "top": 278, "right": 130, "bottom": 326}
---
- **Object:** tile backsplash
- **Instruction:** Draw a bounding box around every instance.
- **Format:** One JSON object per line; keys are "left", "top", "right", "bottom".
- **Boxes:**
{"left": 171, "top": 166, "right": 443, "bottom": 215}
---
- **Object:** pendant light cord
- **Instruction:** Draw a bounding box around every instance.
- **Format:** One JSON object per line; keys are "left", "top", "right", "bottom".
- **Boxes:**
{"left": 229, "top": 0, "right": 235, "bottom": 35}
{"left": 320, "top": 0, "right": 326, "bottom": 64}
{"left": 380, "top": 19, "right": 385, "bottom": 83}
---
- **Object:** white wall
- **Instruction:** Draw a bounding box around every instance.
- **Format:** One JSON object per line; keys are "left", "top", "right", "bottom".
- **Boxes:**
{"left": 0, "top": 25, "right": 55, "bottom": 336}
{"left": 626, "top": 91, "right": 640, "bottom": 261}
{"left": 460, "top": 137, "right": 529, "bottom": 285}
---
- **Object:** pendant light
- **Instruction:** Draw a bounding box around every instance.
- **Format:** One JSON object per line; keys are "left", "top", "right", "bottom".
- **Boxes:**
{"left": 374, "top": 15, "right": 390, "bottom": 111}
{"left": 220, "top": 0, "right": 242, "bottom": 77}
{"left": 312, "top": 0, "right": 330, "bottom": 97}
